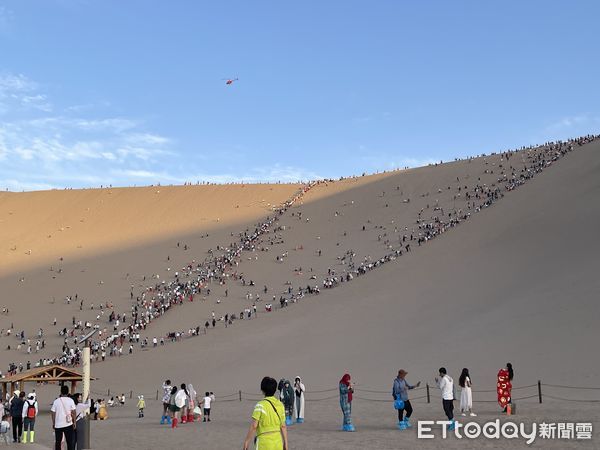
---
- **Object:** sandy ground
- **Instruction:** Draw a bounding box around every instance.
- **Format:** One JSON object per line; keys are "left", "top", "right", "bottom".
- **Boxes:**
{"left": 24, "top": 393, "right": 600, "bottom": 449}
{"left": 0, "top": 138, "right": 598, "bottom": 448}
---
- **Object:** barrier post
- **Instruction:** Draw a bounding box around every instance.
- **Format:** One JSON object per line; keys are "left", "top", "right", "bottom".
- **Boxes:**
{"left": 156, "top": 389, "right": 159, "bottom": 401}
{"left": 426, "top": 384, "right": 430, "bottom": 403}
{"left": 239, "top": 390, "right": 242, "bottom": 402}
{"left": 130, "top": 390, "right": 133, "bottom": 399}
{"left": 538, "top": 380, "right": 542, "bottom": 404}
{"left": 107, "top": 389, "right": 110, "bottom": 396}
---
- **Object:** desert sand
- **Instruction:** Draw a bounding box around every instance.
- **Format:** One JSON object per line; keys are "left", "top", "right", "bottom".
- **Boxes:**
{"left": 0, "top": 136, "right": 599, "bottom": 449}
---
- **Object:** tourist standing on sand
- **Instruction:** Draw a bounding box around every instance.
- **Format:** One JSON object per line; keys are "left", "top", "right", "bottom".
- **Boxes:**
{"left": 137, "top": 395, "right": 145, "bottom": 418}
{"left": 21, "top": 392, "right": 38, "bottom": 443}
{"left": 174, "top": 386, "right": 187, "bottom": 427}
{"left": 168, "top": 386, "right": 180, "bottom": 428}
{"left": 243, "top": 376, "right": 288, "bottom": 450}
{"left": 497, "top": 363, "right": 514, "bottom": 412}
{"left": 392, "top": 369, "right": 421, "bottom": 429}
{"left": 293, "top": 376, "right": 305, "bottom": 424}
{"left": 435, "top": 367, "right": 455, "bottom": 431}
{"left": 10, "top": 390, "right": 24, "bottom": 443}
{"left": 186, "top": 384, "right": 197, "bottom": 423}
{"left": 459, "top": 368, "right": 476, "bottom": 416}
{"left": 73, "top": 393, "right": 90, "bottom": 450}
{"left": 179, "top": 384, "right": 190, "bottom": 423}
{"left": 51, "top": 385, "right": 76, "bottom": 450}
{"left": 160, "top": 380, "right": 172, "bottom": 425}
{"left": 279, "top": 380, "right": 295, "bottom": 426}
{"left": 202, "top": 392, "right": 212, "bottom": 422}
{"left": 339, "top": 373, "right": 355, "bottom": 431}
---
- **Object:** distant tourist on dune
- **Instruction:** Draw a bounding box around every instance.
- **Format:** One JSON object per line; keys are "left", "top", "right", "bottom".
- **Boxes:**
{"left": 435, "top": 367, "right": 455, "bottom": 431}
{"left": 293, "top": 376, "right": 305, "bottom": 424}
{"left": 497, "top": 362, "right": 514, "bottom": 413}
{"left": 392, "top": 369, "right": 421, "bottom": 429}
{"left": 458, "top": 368, "right": 476, "bottom": 417}
{"left": 243, "top": 376, "right": 288, "bottom": 450}
{"left": 339, "top": 373, "right": 355, "bottom": 432}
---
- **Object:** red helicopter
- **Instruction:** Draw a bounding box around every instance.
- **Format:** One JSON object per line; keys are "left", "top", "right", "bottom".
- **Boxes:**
{"left": 223, "top": 77, "right": 239, "bottom": 85}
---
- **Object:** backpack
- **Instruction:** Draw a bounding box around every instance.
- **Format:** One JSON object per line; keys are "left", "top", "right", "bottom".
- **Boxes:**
{"left": 26, "top": 401, "right": 36, "bottom": 419}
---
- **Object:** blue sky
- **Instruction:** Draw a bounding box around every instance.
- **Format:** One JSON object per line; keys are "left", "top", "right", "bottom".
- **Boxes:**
{"left": 1, "top": 0, "right": 599, "bottom": 190}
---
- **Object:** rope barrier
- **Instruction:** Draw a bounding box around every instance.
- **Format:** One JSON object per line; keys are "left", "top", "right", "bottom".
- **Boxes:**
{"left": 470, "top": 384, "right": 537, "bottom": 393}
{"left": 219, "top": 392, "right": 240, "bottom": 398}
{"left": 355, "top": 386, "right": 425, "bottom": 394}
{"left": 542, "top": 395, "right": 600, "bottom": 403}
{"left": 353, "top": 396, "right": 391, "bottom": 403}
{"left": 509, "top": 384, "right": 538, "bottom": 391}
{"left": 306, "top": 388, "right": 338, "bottom": 394}
{"left": 90, "top": 381, "right": 600, "bottom": 405}
{"left": 305, "top": 395, "right": 339, "bottom": 402}
{"left": 542, "top": 383, "right": 600, "bottom": 391}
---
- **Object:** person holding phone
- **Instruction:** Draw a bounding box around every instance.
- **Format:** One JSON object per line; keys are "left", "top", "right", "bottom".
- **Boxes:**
{"left": 392, "top": 369, "right": 421, "bottom": 428}
{"left": 339, "top": 373, "right": 355, "bottom": 432}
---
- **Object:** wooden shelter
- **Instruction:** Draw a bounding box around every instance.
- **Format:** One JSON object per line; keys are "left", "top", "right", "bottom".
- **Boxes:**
{"left": 1, "top": 365, "right": 85, "bottom": 399}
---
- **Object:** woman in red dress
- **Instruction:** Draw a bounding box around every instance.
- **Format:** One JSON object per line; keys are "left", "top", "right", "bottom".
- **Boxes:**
{"left": 497, "top": 363, "right": 514, "bottom": 412}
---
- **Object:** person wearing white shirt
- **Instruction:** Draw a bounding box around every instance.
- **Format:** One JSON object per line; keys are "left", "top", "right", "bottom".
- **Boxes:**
{"left": 202, "top": 392, "right": 212, "bottom": 422}
{"left": 435, "top": 367, "right": 455, "bottom": 430}
{"left": 73, "top": 393, "right": 91, "bottom": 449}
{"left": 50, "top": 385, "right": 76, "bottom": 450}
{"left": 0, "top": 414, "right": 10, "bottom": 444}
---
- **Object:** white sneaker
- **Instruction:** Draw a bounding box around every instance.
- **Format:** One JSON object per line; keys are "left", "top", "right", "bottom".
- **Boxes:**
{"left": 470, "top": 413, "right": 477, "bottom": 417}
{"left": 461, "top": 413, "right": 466, "bottom": 416}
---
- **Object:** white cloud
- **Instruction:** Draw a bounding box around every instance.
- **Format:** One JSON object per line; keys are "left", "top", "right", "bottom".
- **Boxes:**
{"left": 1, "top": 179, "right": 56, "bottom": 192}
{"left": 125, "top": 133, "right": 170, "bottom": 145}
{"left": 0, "top": 73, "right": 52, "bottom": 112}
{"left": 0, "top": 71, "right": 175, "bottom": 190}
{"left": 538, "top": 115, "right": 600, "bottom": 144}
{"left": 0, "top": 73, "right": 36, "bottom": 93}
{"left": 546, "top": 115, "right": 596, "bottom": 131}
{"left": 0, "top": 6, "right": 14, "bottom": 32}
{"left": 73, "top": 118, "right": 137, "bottom": 132}
{"left": 0, "top": 71, "right": 331, "bottom": 191}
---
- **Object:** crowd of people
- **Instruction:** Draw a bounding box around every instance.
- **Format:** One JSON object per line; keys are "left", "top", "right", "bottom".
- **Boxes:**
{"left": 238, "top": 363, "right": 513, "bottom": 449}
{"left": 158, "top": 379, "right": 215, "bottom": 428}
{"left": 2, "top": 135, "right": 598, "bottom": 385}
{"left": 339, "top": 363, "right": 514, "bottom": 434}
{"left": 0, "top": 383, "right": 93, "bottom": 450}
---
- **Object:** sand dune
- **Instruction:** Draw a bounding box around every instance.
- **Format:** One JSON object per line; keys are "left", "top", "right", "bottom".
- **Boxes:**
{"left": 0, "top": 137, "right": 599, "bottom": 449}
{"left": 0, "top": 183, "right": 303, "bottom": 276}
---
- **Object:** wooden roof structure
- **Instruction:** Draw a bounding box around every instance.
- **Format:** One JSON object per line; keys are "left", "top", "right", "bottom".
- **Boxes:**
{"left": 1, "top": 364, "right": 86, "bottom": 398}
